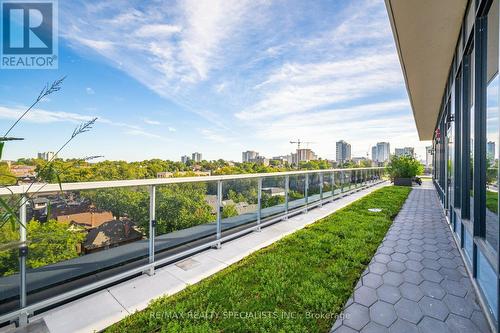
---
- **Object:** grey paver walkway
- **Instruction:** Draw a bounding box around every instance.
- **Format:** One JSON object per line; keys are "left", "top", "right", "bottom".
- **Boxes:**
{"left": 331, "top": 183, "right": 491, "bottom": 333}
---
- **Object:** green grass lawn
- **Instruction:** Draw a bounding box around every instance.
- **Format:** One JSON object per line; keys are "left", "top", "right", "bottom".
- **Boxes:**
{"left": 107, "top": 186, "right": 411, "bottom": 333}
{"left": 487, "top": 190, "right": 498, "bottom": 214}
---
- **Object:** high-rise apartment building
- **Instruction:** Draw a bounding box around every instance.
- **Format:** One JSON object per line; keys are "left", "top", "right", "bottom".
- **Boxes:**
{"left": 37, "top": 152, "right": 55, "bottom": 161}
{"left": 376, "top": 142, "right": 390, "bottom": 163}
{"left": 395, "top": 147, "right": 415, "bottom": 157}
{"left": 335, "top": 140, "right": 351, "bottom": 163}
{"left": 487, "top": 141, "right": 496, "bottom": 161}
{"left": 191, "top": 152, "right": 202, "bottom": 162}
{"left": 296, "top": 149, "right": 317, "bottom": 163}
{"left": 242, "top": 151, "right": 259, "bottom": 162}
{"left": 371, "top": 146, "right": 378, "bottom": 162}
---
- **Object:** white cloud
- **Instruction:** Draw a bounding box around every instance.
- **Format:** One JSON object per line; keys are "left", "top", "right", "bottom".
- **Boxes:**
{"left": 144, "top": 118, "right": 161, "bottom": 125}
{"left": 237, "top": 53, "right": 402, "bottom": 120}
{"left": 168, "top": 126, "right": 176, "bottom": 132}
{"left": 200, "top": 129, "right": 229, "bottom": 143}
{"left": 214, "top": 82, "right": 226, "bottom": 93}
{"left": 135, "top": 24, "right": 182, "bottom": 37}
{"left": 0, "top": 106, "right": 94, "bottom": 124}
{"left": 86, "top": 87, "right": 95, "bottom": 95}
{"left": 54, "top": 0, "right": 425, "bottom": 160}
{"left": 61, "top": 0, "right": 258, "bottom": 88}
{"left": 0, "top": 105, "right": 145, "bottom": 134}
{"left": 126, "top": 129, "right": 171, "bottom": 141}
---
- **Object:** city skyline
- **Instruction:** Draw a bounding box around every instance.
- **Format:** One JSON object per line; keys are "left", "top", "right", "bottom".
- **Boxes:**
{"left": 27, "top": 140, "right": 421, "bottom": 164}
{"left": 0, "top": 0, "right": 430, "bottom": 162}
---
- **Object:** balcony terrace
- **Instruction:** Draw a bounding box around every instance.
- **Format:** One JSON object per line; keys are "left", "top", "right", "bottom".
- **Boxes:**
{"left": 0, "top": 169, "right": 494, "bottom": 333}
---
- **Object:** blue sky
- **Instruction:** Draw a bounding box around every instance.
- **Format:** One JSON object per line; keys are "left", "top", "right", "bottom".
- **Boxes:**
{"left": 0, "top": 0, "right": 430, "bottom": 162}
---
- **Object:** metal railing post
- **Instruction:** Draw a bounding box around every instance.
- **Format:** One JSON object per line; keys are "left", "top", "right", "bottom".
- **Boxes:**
{"left": 216, "top": 180, "right": 222, "bottom": 248}
{"left": 304, "top": 174, "right": 309, "bottom": 213}
{"left": 257, "top": 177, "right": 262, "bottom": 231}
{"left": 19, "top": 196, "right": 28, "bottom": 326}
{"left": 284, "top": 175, "right": 289, "bottom": 219}
{"left": 319, "top": 173, "right": 323, "bottom": 207}
{"left": 146, "top": 185, "right": 156, "bottom": 276}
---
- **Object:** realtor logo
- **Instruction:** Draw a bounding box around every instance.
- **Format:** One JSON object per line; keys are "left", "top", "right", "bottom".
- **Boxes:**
{"left": 1, "top": 0, "right": 58, "bottom": 69}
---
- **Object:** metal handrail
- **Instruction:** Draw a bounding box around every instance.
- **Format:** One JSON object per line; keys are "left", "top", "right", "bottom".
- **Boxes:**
{"left": 0, "top": 167, "right": 385, "bottom": 195}
{"left": 0, "top": 167, "right": 386, "bottom": 326}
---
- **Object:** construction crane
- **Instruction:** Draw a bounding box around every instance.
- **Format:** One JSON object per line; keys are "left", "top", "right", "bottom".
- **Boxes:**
{"left": 290, "top": 139, "right": 316, "bottom": 151}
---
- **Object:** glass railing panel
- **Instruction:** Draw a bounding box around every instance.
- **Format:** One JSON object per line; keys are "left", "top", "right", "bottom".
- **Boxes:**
{"left": 344, "top": 171, "right": 356, "bottom": 190}
{"left": 155, "top": 181, "right": 217, "bottom": 252}
{"left": 323, "top": 173, "right": 334, "bottom": 199}
{"left": 362, "top": 169, "right": 368, "bottom": 184}
{"left": 288, "top": 175, "right": 306, "bottom": 211}
{"left": 0, "top": 219, "right": 20, "bottom": 316}
{"left": 307, "top": 173, "right": 321, "bottom": 204}
{"left": 261, "top": 175, "right": 287, "bottom": 219}
{"left": 25, "top": 186, "right": 150, "bottom": 308}
{"left": 220, "top": 179, "right": 258, "bottom": 232}
{"left": 354, "top": 170, "right": 362, "bottom": 188}
{"left": 339, "top": 171, "right": 347, "bottom": 192}
{"left": 333, "top": 172, "right": 342, "bottom": 195}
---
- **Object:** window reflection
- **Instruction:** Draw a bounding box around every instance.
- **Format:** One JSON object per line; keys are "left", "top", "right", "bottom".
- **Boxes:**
{"left": 468, "top": 49, "right": 475, "bottom": 221}
{"left": 484, "top": 0, "right": 499, "bottom": 253}
{"left": 485, "top": 74, "right": 498, "bottom": 252}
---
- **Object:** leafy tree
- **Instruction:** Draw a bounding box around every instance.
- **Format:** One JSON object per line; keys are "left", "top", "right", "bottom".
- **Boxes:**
{"left": 222, "top": 204, "right": 238, "bottom": 218}
{"left": 82, "top": 184, "right": 214, "bottom": 236}
{"left": 0, "top": 220, "right": 85, "bottom": 277}
{"left": 386, "top": 155, "right": 423, "bottom": 179}
{"left": 0, "top": 162, "right": 16, "bottom": 185}
{"left": 154, "top": 184, "right": 213, "bottom": 235}
{"left": 227, "top": 189, "right": 247, "bottom": 203}
{"left": 261, "top": 193, "right": 285, "bottom": 209}
{"left": 83, "top": 188, "right": 149, "bottom": 223}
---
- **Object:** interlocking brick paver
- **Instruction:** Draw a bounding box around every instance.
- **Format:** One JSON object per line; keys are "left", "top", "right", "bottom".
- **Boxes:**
{"left": 331, "top": 186, "right": 491, "bottom": 333}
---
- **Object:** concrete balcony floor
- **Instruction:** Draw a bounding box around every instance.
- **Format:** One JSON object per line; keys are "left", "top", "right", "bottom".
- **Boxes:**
{"left": 331, "top": 182, "right": 491, "bottom": 333}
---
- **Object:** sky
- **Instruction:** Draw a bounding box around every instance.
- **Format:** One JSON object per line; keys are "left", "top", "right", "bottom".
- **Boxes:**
{"left": 0, "top": 0, "right": 431, "bottom": 162}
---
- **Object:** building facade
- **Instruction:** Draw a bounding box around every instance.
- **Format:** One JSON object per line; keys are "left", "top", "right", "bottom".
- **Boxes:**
{"left": 191, "top": 152, "right": 202, "bottom": 162}
{"left": 37, "top": 151, "right": 55, "bottom": 161}
{"left": 488, "top": 141, "right": 496, "bottom": 161}
{"left": 394, "top": 146, "right": 415, "bottom": 157}
{"left": 181, "top": 155, "right": 190, "bottom": 164}
{"left": 271, "top": 155, "right": 293, "bottom": 165}
{"left": 335, "top": 140, "right": 351, "bottom": 163}
{"left": 242, "top": 150, "right": 259, "bottom": 162}
{"left": 296, "top": 148, "right": 317, "bottom": 163}
{"left": 387, "top": 0, "right": 500, "bottom": 327}
{"left": 377, "top": 142, "right": 390, "bottom": 163}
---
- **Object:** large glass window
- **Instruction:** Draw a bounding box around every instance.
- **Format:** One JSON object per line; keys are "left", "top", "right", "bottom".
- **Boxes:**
{"left": 466, "top": 47, "right": 475, "bottom": 221}
{"left": 447, "top": 100, "right": 455, "bottom": 214}
{"left": 485, "top": 0, "right": 499, "bottom": 253}
{"left": 455, "top": 70, "right": 462, "bottom": 209}
{"left": 468, "top": 49, "right": 476, "bottom": 221}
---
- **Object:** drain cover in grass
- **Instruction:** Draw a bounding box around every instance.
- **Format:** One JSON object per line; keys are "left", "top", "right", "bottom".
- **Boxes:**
{"left": 368, "top": 208, "right": 382, "bottom": 212}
